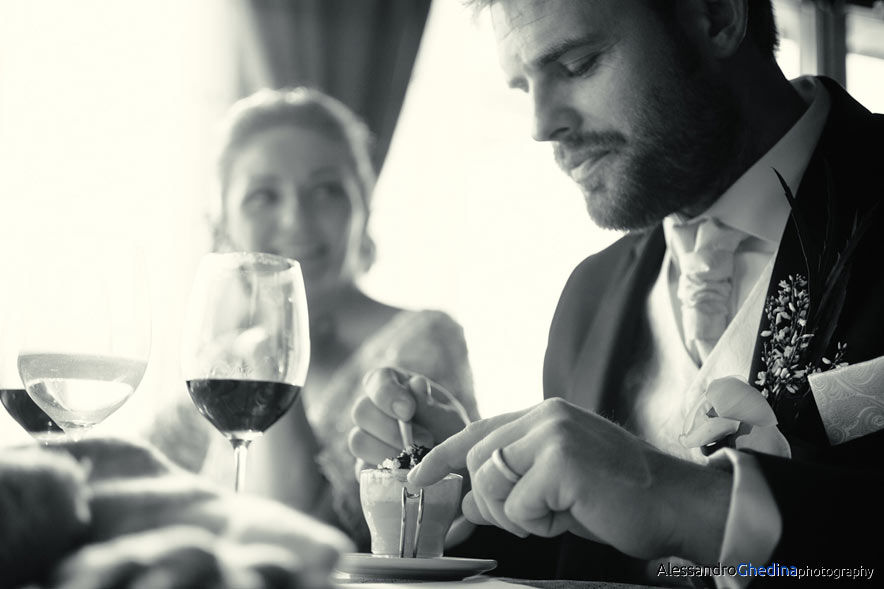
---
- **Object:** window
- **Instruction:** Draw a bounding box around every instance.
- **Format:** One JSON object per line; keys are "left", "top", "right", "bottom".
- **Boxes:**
{"left": 846, "top": 3, "right": 884, "bottom": 112}
{"left": 774, "top": 0, "right": 803, "bottom": 79}
{"left": 774, "top": 0, "right": 884, "bottom": 112}
{"left": 365, "top": 3, "right": 619, "bottom": 418}
{"left": 0, "top": 0, "right": 230, "bottom": 441}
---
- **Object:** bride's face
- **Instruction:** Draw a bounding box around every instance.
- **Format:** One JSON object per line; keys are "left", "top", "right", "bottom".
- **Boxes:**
{"left": 224, "top": 125, "right": 367, "bottom": 301}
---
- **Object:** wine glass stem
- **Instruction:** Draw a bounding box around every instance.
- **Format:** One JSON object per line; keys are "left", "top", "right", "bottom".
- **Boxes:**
{"left": 231, "top": 439, "right": 251, "bottom": 493}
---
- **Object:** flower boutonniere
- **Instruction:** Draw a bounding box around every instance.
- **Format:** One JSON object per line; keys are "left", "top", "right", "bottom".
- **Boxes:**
{"left": 754, "top": 273, "right": 847, "bottom": 404}
{"left": 755, "top": 166, "right": 880, "bottom": 410}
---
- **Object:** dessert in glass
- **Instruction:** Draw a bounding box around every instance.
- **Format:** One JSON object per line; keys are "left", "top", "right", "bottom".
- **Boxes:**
{"left": 360, "top": 445, "right": 462, "bottom": 558}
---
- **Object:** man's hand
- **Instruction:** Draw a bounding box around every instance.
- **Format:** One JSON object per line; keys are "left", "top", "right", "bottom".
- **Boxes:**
{"left": 348, "top": 367, "right": 472, "bottom": 474}
{"left": 408, "top": 398, "right": 733, "bottom": 564}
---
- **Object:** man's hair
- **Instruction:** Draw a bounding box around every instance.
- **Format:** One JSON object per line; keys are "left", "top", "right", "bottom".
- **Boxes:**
{"left": 464, "top": 0, "right": 779, "bottom": 59}
{"left": 748, "top": 0, "right": 780, "bottom": 58}
{"left": 653, "top": 0, "right": 779, "bottom": 58}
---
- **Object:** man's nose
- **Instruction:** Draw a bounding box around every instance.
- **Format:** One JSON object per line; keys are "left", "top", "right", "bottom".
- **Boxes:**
{"left": 530, "top": 82, "right": 580, "bottom": 142}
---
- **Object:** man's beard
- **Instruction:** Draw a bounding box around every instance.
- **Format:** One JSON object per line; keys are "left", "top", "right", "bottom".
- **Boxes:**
{"left": 555, "top": 53, "right": 747, "bottom": 232}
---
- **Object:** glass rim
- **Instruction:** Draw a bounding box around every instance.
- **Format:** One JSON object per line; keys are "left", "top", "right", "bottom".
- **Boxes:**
{"left": 200, "top": 251, "right": 304, "bottom": 274}
{"left": 360, "top": 469, "right": 463, "bottom": 481}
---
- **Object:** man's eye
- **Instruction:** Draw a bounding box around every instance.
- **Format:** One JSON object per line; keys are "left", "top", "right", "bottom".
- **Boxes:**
{"left": 562, "top": 54, "right": 600, "bottom": 77}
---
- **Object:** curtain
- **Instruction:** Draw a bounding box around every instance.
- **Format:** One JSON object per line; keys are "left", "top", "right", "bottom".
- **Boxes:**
{"left": 233, "top": 0, "right": 433, "bottom": 173}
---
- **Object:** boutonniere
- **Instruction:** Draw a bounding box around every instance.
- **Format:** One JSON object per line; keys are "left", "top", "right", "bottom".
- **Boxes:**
{"left": 755, "top": 165, "right": 879, "bottom": 410}
{"left": 754, "top": 273, "right": 847, "bottom": 404}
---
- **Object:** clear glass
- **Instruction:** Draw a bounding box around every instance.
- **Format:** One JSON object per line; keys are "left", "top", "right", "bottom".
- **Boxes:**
{"left": 1, "top": 303, "right": 64, "bottom": 443}
{"left": 180, "top": 252, "right": 310, "bottom": 492}
{"left": 15, "top": 240, "right": 151, "bottom": 441}
{"left": 360, "top": 470, "right": 463, "bottom": 558}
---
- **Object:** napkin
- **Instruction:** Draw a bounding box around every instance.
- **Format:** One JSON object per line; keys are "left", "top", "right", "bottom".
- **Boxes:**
{"left": 809, "top": 355, "right": 884, "bottom": 445}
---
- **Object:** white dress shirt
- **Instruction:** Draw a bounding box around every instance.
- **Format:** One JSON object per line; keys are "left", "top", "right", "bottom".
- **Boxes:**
{"left": 628, "top": 76, "right": 831, "bottom": 586}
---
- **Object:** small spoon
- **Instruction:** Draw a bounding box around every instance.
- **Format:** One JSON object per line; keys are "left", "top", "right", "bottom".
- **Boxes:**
{"left": 398, "top": 419, "right": 414, "bottom": 450}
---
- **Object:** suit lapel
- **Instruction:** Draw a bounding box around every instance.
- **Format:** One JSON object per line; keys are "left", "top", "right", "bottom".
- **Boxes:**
{"left": 747, "top": 160, "right": 828, "bottom": 447}
{"left": 748, "top": 78, "right": 881, "bottom": 451}
{"left": 568, "top": 227, "right": 665, "bottom": 415}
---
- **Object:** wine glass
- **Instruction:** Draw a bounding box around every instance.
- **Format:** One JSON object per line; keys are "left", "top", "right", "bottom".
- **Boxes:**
{"left": 180, "top": 252, "right": 310, "bottom": 492}
{"left": 0, "top": 305, "right": 63, "bottom": 443}
{"left": 15, "top": 240, "right": 151, "bottom": 441}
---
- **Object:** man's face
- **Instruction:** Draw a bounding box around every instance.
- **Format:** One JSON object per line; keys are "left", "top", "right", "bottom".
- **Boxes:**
{"left": 492, "top": 0, "right": 744, "bottom": 230}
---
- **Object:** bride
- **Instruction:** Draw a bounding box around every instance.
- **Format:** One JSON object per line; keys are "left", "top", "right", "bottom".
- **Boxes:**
{"left": 151, "top": 87, "right": 479, "bottom": 551}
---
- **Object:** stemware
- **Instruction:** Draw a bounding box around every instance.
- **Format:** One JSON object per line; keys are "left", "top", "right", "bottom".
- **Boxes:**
{"left": 180, "top": 252, "right": 310, "bottom": 492}
{"left": 0, "top": 306, "right": 63, "bottom": 442}
{"left": 15, "top": 240, "right": 151, "bottom": 441}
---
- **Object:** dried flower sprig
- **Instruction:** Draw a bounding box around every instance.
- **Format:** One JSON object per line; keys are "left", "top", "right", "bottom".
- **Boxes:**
{"left": 755, "top": 274, "right": 847, "bottom": 404}
{"left": 754, "top": 165, "right": 879, "bottom": 410}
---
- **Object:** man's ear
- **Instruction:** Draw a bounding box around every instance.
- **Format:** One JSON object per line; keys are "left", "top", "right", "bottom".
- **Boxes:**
{"left": 677, "top": 0, "right": 748, "bottom": 59}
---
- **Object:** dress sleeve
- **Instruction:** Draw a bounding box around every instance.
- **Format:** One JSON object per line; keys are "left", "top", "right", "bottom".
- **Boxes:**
{"left": 313, "top": 310, "right": 478, "bottom": 551}
{"left": 388, "top": 310, "right": 479, "bottom": 422}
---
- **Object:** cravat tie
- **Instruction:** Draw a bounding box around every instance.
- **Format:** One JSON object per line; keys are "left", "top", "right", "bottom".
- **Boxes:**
{"left": 670, "top": 218, "right": 747, "bottom": 365}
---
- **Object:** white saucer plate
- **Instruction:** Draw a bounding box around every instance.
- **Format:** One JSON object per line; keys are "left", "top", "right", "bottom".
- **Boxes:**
{"left": 334, "top": 553, "right": 497, "bottom": 581}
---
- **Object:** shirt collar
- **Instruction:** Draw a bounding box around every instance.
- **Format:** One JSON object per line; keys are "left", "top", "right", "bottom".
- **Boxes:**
{"left": 664, "top": 76, "right": 830, "bottom": 246}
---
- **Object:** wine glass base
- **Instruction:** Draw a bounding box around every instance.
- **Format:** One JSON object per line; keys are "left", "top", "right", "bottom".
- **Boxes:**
{"left": 59, "top": 424, "right": 94, "bottom": 443}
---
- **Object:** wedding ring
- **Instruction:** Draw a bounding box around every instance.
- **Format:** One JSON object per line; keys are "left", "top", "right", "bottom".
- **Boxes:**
{"left": 491, "top": 447, "right": 522, "bottom": 484}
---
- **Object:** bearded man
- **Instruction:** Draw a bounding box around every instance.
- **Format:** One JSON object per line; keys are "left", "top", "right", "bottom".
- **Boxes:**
{"left": 351, "top": 0, "right": 883, "bottom": 586}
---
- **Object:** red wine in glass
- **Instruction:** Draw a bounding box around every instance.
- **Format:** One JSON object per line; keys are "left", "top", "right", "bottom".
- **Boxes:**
{"left": 182, "top": 252, "right": 310, "bottom": 493}
{"left": 186, "top": 378, "right": 301, "bottom": 441}
{"left": 1, "top": 388, "right": 64, "bottom": 441}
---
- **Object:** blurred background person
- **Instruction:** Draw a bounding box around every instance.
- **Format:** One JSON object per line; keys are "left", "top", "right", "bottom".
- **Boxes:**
{"left": 151, "top": 87, "right": 479, "bottom": 550}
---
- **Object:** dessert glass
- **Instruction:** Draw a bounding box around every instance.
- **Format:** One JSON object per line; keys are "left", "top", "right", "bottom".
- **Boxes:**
{"left": 359, "top": 468, "right": 462, "bottom": 558}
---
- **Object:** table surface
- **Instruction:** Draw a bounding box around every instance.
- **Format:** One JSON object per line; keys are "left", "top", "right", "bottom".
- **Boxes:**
{"left": 333, "top": 575, "right": 666, "bottom": 588}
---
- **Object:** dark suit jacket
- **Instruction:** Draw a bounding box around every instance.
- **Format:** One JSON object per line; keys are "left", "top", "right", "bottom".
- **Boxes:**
{"left": 451, "top": 78, "right": 884, "bottom": 583}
